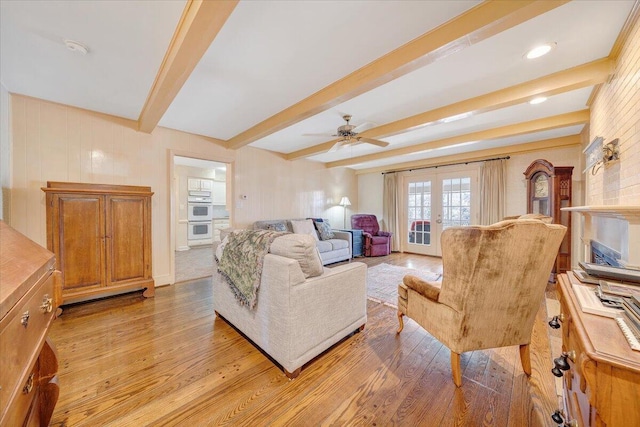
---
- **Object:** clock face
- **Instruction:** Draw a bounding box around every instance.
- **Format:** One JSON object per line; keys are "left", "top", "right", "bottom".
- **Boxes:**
{"left": 534, "top": 174, "right": 549, "bottom": 198}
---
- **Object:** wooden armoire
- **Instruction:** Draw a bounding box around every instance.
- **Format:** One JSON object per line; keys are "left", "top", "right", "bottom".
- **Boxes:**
{"left": 42, "top": 182, "right": 154, "bottom": 306}
{"left": 523, "top": 159, "right": 573, "bottom": 279}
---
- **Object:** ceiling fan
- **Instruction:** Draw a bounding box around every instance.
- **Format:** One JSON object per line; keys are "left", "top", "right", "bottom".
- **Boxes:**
{"left": 308, "top": 115, "right": 390, "bottom": 153}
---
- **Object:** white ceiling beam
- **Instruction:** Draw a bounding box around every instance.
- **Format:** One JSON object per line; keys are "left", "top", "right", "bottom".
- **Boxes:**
{"left": 138, "top": 0, "right": 239, "bottom": 133}
{"left": 225, "top": 0, "right": 568, "bottom": 150}
{"left": 326, "top": 109, "right": 590, "bottom": 169}
{"left": 287, "top": 58, "right": 613, "bottom": 160}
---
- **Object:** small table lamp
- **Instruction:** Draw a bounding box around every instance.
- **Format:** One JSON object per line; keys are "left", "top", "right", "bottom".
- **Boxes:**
{"left": 339, "top": 196, "right": 352, "bottom": 228}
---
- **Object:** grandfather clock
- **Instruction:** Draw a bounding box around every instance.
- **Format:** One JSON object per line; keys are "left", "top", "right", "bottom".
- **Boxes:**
{"left": 524, "top": 159, "right": 573, "bottom": 280}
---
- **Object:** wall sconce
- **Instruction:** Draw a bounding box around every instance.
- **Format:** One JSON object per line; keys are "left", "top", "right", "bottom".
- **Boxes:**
{"left": 339, "top": 196, "right": 351, "bottom": 228}
{"left": 583, "top": 136, "right": 620, "bottom": 175}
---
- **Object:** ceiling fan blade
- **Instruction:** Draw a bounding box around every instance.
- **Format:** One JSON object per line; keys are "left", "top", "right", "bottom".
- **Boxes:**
{"left": 357, "top": 137, "right": 389, "bottom": 148}
{"left": 328, "top": 139, "right": 346, "bottom": 153}
{"left": 302, "top": 133, "right": 335, "bottom": 137}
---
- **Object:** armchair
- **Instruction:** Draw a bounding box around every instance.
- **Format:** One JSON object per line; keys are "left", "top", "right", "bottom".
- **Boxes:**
{"left": 350, "top": 214, "right": 392, "bottom": 256}
{"left": 397, "top": 218, "right": 566, "bottom": 387}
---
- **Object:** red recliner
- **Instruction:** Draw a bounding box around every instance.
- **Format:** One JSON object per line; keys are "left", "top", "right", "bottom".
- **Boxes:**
{"left": 351, "top": 214, "right": 392, "bottom": 257}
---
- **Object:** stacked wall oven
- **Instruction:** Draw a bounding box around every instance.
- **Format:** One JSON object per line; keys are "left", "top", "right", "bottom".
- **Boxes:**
{"left": 187, "top": 190, "right": 213, "bottom": 246}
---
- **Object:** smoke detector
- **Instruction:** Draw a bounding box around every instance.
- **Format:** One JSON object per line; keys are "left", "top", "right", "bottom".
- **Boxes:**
{"left": 64, "top": 39, "right": 88, "bottom": 55}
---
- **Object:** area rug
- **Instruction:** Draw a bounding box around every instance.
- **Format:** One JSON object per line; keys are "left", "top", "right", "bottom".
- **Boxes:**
{"left": 366, "top": 263, "right": 441, "bottom": 308}
{"left": 175, "top": 246, "right": 214, "bottom": 283}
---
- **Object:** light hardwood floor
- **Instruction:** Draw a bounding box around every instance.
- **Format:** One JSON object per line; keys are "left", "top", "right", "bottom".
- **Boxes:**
{"left": 49, "top": 253, "right": 556, "bottom": 426}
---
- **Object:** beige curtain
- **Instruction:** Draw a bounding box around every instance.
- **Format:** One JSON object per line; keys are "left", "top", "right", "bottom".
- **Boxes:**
{"left": 479, "top": 159, "right": 506, "bottom": 225}
{"left": 383, "top": 172, "right": 401, "bottom": 251}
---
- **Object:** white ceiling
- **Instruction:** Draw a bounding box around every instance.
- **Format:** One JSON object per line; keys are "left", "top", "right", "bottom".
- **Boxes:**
{"left": 1, "top": 1, "right": 636, "bottom": 171}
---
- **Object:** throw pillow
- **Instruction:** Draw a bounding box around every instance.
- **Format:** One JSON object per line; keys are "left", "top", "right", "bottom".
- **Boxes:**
{"left": 266, "top": 222, "right": 288, "bottom": 232}
{"left": 270, "top": 234, "right": 324, "bottom": 278}
{"left": 313, "top": 220, "right": 335, "bottom": 240}
{"left": 291, "top": 219, "right": 319, "bottom": 241}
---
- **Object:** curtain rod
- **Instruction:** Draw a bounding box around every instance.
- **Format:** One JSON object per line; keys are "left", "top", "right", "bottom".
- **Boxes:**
{"left": 381, "top": 156, "right": 510, "bottom": 175}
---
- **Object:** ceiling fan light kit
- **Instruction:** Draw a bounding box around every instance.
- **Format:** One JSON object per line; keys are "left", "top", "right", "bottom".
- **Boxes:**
{"left": 326, "top": 115, "right": 390, "bottom": 153}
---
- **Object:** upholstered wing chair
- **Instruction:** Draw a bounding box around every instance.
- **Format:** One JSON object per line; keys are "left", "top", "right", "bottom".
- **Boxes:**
{"left": 351, "top": 214, "right": 392, "bottom": 256}
{"left": 397, "top": 218, "right": 566, "bottom": 387}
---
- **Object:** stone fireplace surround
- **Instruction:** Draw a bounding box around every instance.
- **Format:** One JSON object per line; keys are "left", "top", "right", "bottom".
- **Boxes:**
{"left": 563, "top": 205, "right": 640, "bottom": 269}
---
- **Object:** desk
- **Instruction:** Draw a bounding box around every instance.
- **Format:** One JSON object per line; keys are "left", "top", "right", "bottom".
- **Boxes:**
{"left": 338, "top": 229, "right": 364, "bottom": 257}
{"left": 553, "top": 274, "right": 640, "bottom": 426}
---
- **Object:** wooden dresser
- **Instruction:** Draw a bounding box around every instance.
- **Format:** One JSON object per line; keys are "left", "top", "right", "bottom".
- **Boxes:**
{"left": 553, "top": 274, "right": 640, "bottom": 426}
{"left": 42, "top": 181, "right": 154, "bottom": 306}
{"left": 0, "top": 221, "right": 60, "bottom": 426}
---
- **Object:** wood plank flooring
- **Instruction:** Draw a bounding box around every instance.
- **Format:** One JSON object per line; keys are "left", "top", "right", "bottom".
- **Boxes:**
{"left": 48, "top": 253, "right": 557, "bottom": 426}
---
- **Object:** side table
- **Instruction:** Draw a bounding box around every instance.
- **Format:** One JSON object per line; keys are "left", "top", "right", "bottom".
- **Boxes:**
{"left": 338, "top": 229, "right": 364, "bottom": 257}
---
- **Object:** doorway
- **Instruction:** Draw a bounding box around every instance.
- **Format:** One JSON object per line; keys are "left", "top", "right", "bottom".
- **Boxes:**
{"left": 401, "top": 166, "right": 478, "bottom": 256}
{"left": 171, "top": 154, "right": 231, "bottom": 284}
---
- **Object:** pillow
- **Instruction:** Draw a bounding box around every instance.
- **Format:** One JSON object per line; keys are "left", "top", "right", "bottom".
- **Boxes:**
{"left": 270, "top": 234, "right": 324, "bottom": 278}
{"left": 291, "top": 219, "right": 319, "bottom": 241}
{"left": 313, "top": 220, "right": 335, "bottom": 240}
{"left": 266, "top": 222, "right": 288, "bottom": 232}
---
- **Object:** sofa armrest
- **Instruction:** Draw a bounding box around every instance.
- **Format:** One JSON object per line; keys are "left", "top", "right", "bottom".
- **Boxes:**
{"left": 331, "top": 230, "right": 352, "bottom": 246}
{"left": 403, "top": 274, "right": 441, "bottom": 301}
{"left": 377, "top": 230, "right": 392, "bottom": 237}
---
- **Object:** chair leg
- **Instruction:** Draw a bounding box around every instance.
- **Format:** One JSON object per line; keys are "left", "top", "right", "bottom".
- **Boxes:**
{"left": 396, "top": 311, "right": 404, "bottom": 334}
{"left": 451, "top": 352, "right": 462, "bottom": 387}
{"left": 519, "top": 344, "right": 532, "bottom": 376}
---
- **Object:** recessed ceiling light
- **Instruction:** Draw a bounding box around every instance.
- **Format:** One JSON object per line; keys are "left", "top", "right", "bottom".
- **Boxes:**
{"left": 525, "top": 43, "right": 555, "bottom": 60}
{"left": 529, "top": 96, "right": 548, "bottom": 105}
{"left": 64, "top": 39, "right": 89, "bottom": 55}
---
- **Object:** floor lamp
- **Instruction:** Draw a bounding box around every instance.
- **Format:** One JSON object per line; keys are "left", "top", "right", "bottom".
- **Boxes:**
{"left": 339, "top": 196, "right": 351, "bottom": 228}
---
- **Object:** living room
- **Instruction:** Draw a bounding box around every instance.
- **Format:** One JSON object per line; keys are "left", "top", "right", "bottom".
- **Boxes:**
{"left": 1, "top": 1, "right": 639, "bottom": 425}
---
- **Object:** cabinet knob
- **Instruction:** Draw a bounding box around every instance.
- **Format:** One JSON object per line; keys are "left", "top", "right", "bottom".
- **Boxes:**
{"left": 21, "top": 311, "right": 30, "bottom": 327}
{"left": 551, "top": 351, "right": 575, "bottom": 377}
{"left": 550, "top": 409, "right": 578, "bottom": 427}
{"left": 548, "top": 313, "right": 565, "bottom": 329}
{"left": 40, "top": 294, "right": 53, "bottom": 313}
{"left": 22, "top": 373, "right": 34, "bottom": 394}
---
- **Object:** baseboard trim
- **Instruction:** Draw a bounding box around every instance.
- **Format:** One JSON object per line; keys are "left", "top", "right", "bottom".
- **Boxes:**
{"left": 154, "top": 274, "right": 171, "bottom": 287}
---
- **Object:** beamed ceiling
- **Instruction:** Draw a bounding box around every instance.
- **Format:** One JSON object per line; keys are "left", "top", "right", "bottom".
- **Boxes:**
{"left": 1, "top": 0, "right": 638, "bottom": 173}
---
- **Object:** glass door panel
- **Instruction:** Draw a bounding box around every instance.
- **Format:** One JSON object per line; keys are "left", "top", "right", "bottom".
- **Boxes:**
{"left": 402, "top": 169, "right": 477, "bottom": 257}
{"left": 405, "top": 178, "right": 436, "bottom": 256}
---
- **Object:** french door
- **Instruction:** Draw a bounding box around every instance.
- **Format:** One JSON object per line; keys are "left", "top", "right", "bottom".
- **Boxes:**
{"left": 403, "top": 169, "right": 478, "bottom": 256}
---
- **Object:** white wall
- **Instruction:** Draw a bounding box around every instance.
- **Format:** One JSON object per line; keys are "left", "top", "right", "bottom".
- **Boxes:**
{"left": 357, "top": 172, "right": 383, "bottom": 222}
{"left": 0, "top": 84, "right": 9, "bottom": 221}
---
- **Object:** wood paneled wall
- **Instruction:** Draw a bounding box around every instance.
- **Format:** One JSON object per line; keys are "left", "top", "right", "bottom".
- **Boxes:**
{"left": 233, "top": 146, "right": 357, "bottom": 229}
{"left": 9, "top": 95, "right": 357, "bottom": 285}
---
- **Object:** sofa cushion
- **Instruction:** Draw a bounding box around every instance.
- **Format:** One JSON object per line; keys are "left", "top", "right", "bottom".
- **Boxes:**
{"left": 327, "top": 238, "right": 349, "bottom": 251}
{"left": 313, "top": 220, "right": 335, "bottom": 240}
{"left": 316, "top": 240, "right": 333, "bottom": 253}
{"left": 291, "top": 219, "right": 319, "bottom": 241}
{"left": 269, "top": 233, "right": 323, "bottom": 278}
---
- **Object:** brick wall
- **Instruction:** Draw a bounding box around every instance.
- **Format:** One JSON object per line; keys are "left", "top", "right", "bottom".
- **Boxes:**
{"left": 587, "top": 13, "right": 640, "bottom": 205}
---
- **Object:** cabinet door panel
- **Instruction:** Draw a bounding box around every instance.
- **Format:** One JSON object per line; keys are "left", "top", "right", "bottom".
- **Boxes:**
{"left": 107, "top": 196, "right": 150, "bottom": 284}
{"left": 57, "top": 196, "right": 104, "bottom": 289}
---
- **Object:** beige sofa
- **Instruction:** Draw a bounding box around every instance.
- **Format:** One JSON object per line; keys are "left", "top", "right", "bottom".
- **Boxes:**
{"left": 212, "top": 233, "right": 367, "bottom": 378}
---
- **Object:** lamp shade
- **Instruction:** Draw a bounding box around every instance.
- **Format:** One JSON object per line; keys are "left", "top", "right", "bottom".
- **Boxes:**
{"left": 339, "top": 196, "right": 351, "bottom": 207}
